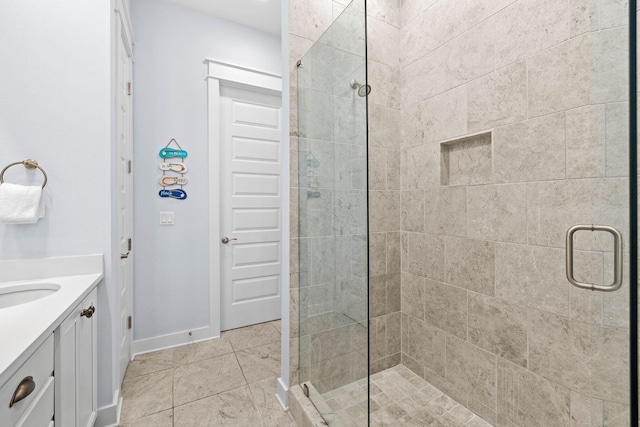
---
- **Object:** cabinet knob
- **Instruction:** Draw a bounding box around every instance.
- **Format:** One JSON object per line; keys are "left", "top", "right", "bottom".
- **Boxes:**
{"left": 9, "top": 376, "right": 35, "bottom": 408}
{"left": 81, "top": 305, "right": 96, "bottom": 318}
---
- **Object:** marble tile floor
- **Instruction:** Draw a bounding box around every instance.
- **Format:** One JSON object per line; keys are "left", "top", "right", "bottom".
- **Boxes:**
{"left": 119, "top": 320, "right": 296, "bottom": 426}
{"left": 318, "top": 364, "right": 493, "bottom": 427}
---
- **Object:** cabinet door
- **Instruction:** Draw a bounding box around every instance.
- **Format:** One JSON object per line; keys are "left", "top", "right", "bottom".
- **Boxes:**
{"left": 55, "top": 298, "right": 80, "bottom": 426}
{"left": 55, "top": 288, "right": 97, "bottom": 427}
{"left": 78, "top": 288, "right": 97, "bottom": 427}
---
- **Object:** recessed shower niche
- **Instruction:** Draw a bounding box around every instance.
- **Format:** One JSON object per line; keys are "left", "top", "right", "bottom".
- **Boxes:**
{"left": 440, "top": 132, "right": 492, "bottom": 186}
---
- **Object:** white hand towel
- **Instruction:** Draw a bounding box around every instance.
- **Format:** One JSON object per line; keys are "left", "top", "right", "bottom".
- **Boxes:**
{"left": 0, "top": 183, "right": 45, "bottom": 224}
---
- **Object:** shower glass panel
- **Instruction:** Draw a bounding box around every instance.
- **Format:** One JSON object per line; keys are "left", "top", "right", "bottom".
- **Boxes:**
{"left": 297, "top": 0, "right": 369, "bottom": 425}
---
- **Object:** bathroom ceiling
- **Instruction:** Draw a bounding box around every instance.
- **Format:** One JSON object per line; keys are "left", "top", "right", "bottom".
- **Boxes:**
{"left": 164, "top": 0, "right": 281, "bottom": 35}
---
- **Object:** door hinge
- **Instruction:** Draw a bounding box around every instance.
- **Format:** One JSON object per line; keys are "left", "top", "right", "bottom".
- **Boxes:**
{"left": 128, "top": 238, "right": 132, "bottom": 251}
{"left": 127, "top": 82, "right": 132, "bottom": 96}
{"left": 128, "top": 316, "right": 133, "bottom": 329}
{"left": 127, "top": 160, "right": 132, "bottom": 174}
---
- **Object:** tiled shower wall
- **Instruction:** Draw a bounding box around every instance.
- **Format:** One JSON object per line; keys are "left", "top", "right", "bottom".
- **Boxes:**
{"left": 398, "top": 0, "right": 630, "bottom": 425}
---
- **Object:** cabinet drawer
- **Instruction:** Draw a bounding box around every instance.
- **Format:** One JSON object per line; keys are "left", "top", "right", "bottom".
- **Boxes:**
{"left": 16, "top": 376, "right": 54, "bottom": 427}
{"left": 0, "top": 335, "right": 54, "bottom": 425}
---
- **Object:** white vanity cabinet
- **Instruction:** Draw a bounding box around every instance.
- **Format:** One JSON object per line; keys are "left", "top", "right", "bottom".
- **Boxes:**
{"left": 0, "top": 256, "right": 103, "bottom": 427}
{"left": 55, "top": 287, "right": 98, "bottom": 427}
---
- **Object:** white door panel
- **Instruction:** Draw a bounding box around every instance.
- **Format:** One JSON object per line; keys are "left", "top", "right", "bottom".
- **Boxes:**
{"left": 230, "top": 123, "right": 280, "bottom": 137}
{"left": 232, "top": 208, "right": 280, "bottom": 232}
{"left": 232, "top": 241, "right": 280, "bottom": 267}
{"left": 232, "top": 100, "right": 280, "bottom": 128}
{"left": 220, "top": 85, "right": 282, "bottom": 331}
{"left": 231, "top": 276, "right": 280, "bottom": 304}
{"left": 232, "top": 137, "right": 280, "bottom": 163}
{"left": 232, "top": 173, "right": 280, "bottom": 196}
{"left": 231, "top": 199, "right": 280, "bottom": 209}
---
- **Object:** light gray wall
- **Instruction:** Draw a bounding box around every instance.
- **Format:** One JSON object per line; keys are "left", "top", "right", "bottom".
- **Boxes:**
{"left": 131, "top": 0, "right": 281, "bottom": 341}
{"left": 0, "top": 0, "right": 115, "bottom": 407}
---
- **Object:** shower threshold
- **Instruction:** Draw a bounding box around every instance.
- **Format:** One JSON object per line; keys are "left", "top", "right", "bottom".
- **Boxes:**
{"left": 309, "top": 364, "right": 493, "bottom": 426}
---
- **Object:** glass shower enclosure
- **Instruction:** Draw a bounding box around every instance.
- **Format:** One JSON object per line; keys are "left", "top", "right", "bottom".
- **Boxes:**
{"left": 296, "top": 0, "right": 637, "bottom": 426}
{"left": 297, "top": 0, "right": 369, "bottom": 425}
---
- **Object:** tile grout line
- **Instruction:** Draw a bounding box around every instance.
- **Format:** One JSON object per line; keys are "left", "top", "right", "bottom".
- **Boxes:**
{"left": 232, "top": 336, "right": 273, "bottom": 425}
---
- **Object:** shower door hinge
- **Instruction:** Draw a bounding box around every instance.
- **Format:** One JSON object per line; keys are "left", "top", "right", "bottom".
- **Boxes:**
{"left": 127, "top": 160, "right": 132, "bottom": 174}
{"left": 302, "top": 383, "right": 310, "bottom": 398}
{"left": 127, "top": 82, "right": 133, "bottom": 95}
{"left": 128, "top": 316, "right": 133, "bottom": 329}
{"left": 128, "top": 238, "right": 132, "bottom": 251}
{"left": 296, "top": 59, "right": 302, "bottom": 68}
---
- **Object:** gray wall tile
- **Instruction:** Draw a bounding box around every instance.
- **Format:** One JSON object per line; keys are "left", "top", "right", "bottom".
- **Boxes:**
{"left": 468, "top": 293, "right": 527, "bottom": 367}
{"left": 445, "top": 237, "right": 495, "bottom": 296}
{"left": 406, "top": 232, "right": 445, "bottom": 281}
{"left": 423, "top": 279, "right": 468, "bottom": 339}
{"left": 467, "top": 184, "right": 527, "bottom": 244}
{"left": 468, "top": 62, "right": 527, "bottom": 132}
{"left": 425, "top": 186, "right": 467, "bottom": 237}
{"left": 445, "top": 335, "right": 497, "bottom": 412}
{"left": 493, "top": 113, "right": 566, "bottom": 183}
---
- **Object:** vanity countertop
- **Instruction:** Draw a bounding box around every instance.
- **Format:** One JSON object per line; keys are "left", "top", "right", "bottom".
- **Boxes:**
{"left": 0, "top": 254, "right": 103, "bottom": 388}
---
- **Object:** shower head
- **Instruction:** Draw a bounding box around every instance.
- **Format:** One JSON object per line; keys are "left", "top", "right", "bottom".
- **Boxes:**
{"left": 350, "top": 79, "right": 371, "bottom": 97}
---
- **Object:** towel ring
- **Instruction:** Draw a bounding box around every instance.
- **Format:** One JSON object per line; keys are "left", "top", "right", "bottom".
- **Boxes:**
{"left": 0, "top": 160, "right": 48, "bottom": 189}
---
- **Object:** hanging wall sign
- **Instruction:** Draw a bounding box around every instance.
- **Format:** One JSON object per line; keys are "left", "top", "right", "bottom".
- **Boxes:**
{"left": 158, "top": 138, "right": 188, "bottom": 200}
{"left": 159, "top": 188, "right": 187, "bottom": 200}
{"left": 159, "top": 176, "right": 188, "bottom": 186}
{"left": 159, "top": 162, "right": 188, "bottom": 173}
{"left": 159, "top": 147, "right": 188, "bottom": 159}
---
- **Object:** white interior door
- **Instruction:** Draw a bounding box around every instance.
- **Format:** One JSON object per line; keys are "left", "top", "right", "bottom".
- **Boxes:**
{"left": 116, "top": 20, "right": 133, "bottom": 385}
{"left": 220, "top": 84, "right": 282, "bottom": 331}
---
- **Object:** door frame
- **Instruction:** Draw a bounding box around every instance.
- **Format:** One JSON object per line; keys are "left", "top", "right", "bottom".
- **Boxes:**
{"left": 205, "top": 59, "right": 284, "bottom": 339}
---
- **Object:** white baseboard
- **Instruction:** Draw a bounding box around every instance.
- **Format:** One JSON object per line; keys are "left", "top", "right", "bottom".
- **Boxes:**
{"left": 95, "top": 389, "right": 122, "bottom": 427}
{"left": 132, "top": 326, "right": 217, "bottom": 356}
{"left": 276, "top": 376, "right": 289, "bottom": 410}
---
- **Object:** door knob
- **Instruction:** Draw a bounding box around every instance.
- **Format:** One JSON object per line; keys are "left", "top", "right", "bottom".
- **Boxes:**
{"left": 81, "top": 305, "right": 96, "bottom": 318}
{"left": 221, "top": 237, "right": 237, "bottom": 244}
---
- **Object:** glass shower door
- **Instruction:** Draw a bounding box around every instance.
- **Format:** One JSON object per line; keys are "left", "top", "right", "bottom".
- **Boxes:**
{"left": 401, "top": 1, "right": 636, "bottom": 425}
{"left": 296, "top": 0, "right": 369, "bottom": 425}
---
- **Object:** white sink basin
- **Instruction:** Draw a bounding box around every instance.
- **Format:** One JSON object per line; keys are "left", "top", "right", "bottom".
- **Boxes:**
{"left": 0, "top": 283, "right": 61, "bottom": 309}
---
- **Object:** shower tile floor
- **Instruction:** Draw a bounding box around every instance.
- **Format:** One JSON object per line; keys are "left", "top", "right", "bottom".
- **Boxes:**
{"left": 118, "top": 320, "right": 295, "bottom": 426}
{"left": 320, "top": 365, "right": 493, "bottom": 427}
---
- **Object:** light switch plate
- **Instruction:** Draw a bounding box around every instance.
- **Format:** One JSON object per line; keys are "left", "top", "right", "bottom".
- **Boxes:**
{"left": 160, "top": 212, "right": 174, "bottom": 225}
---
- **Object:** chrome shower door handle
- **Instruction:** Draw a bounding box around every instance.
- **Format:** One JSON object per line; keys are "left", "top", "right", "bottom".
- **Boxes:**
{"left": 566, "top": 225, "right": 623, "bottom": 292}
